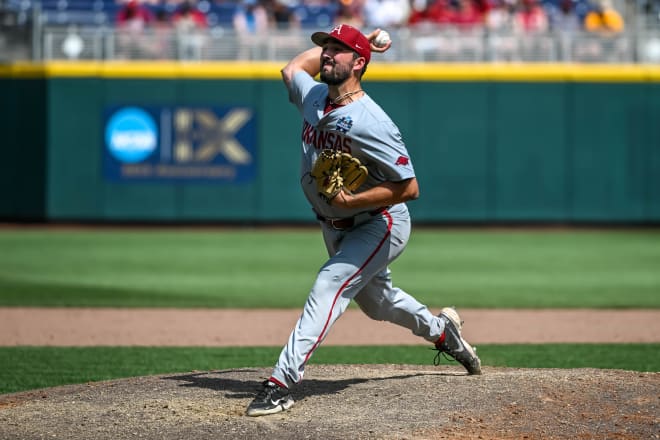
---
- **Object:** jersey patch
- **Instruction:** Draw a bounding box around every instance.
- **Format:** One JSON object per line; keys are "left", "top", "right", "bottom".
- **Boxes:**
{"left": 395, "top": 156, "right": 410, "bottom": 166}
{"left": 336, "top": 116, "right": 353, "bottom": 134}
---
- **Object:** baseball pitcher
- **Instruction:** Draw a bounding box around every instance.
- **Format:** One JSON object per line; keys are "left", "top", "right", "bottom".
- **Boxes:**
{"left": 246, "top": 24, "right": 481, "bottom": 417}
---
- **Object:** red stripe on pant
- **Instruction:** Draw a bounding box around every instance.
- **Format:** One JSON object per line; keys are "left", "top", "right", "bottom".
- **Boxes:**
{"left": 268, "top": 376, "right": 288, "bottom": 389}
{"left": 301, "top": 210, "right": 393, "bottom": 368}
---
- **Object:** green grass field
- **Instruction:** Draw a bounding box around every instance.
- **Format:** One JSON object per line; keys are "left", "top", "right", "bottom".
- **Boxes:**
{"left": 1, "top": 228, "right": 658, "bottom": 308}
{"left": 1, "top": 228, "right": 658, "bottom": 395}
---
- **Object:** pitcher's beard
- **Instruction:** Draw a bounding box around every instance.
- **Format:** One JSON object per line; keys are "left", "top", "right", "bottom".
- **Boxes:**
{"left": 320, "top": 64, "right": 352, "bottom": 86}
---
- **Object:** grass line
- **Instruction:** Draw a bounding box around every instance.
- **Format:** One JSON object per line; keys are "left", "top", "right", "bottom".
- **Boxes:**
{"left": 1, "top": 344, "right": 657, "bottom": 395}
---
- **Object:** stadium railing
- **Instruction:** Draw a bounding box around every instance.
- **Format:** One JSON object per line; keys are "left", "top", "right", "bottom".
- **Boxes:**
{"left": 1, "top": 0, "right": 660, "bottom": 63}
{"left": 36, "top": 25, "right": 660, "bottom": 63}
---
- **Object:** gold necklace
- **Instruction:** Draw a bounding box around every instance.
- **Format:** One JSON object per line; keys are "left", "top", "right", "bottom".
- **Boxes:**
{"left": 332, "top": 89, "right": 364, "bottom": 104}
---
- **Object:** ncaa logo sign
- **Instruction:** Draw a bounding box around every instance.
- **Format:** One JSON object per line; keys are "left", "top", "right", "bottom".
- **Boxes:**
{"left": 105, "top": 107, "right": 157, "bottom": 163}
{"left": 103, "top": 105, "right": 258, "bottom": 182}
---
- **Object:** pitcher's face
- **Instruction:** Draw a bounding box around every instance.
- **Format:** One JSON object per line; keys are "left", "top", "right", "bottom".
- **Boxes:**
{"left": 319, "top": 41, "right": 360, "bottom": 86}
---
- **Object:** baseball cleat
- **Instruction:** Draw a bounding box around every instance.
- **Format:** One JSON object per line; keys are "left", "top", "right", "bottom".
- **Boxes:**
{"left": 246, "top": 380, "right": 294, "bottom": 417}
{"left": 434, "top": 307, "right": 482, "bottom": 375}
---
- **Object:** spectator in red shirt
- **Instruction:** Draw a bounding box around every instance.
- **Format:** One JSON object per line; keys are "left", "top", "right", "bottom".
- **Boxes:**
{"left": 172, "top": 1, "right": 208, "bottom": 30}
{"left": 116, "top": 0, "right": 154, "bottom": 30}
{"left": 116, "top": 0, "right": 154, "bottom": 29}
{"left": 116, "top": 0, "right": 155, "bottom": 59}
{"left": 448, "top": 0, "right": 485, "bottom": 29}
{"left": 513, "top": 0, "right": 548, "bottom": 33}
{"left": 172, "top": 1, "right": 209, "bottom": 59}
{"left": 408, "top": 0, "right": 454, "bottom": 26}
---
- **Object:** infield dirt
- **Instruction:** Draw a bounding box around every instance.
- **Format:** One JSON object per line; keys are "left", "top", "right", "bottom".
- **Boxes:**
{"left": 2, "top": 308, "right": 659, "bottom": 346}
{"left": 1, "top": 308, "right": 659, "bottom": 439}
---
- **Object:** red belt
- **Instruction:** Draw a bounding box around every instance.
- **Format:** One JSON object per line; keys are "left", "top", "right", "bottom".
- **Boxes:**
{"left": 315, "top": 207, "right": 387, "bottom": 230}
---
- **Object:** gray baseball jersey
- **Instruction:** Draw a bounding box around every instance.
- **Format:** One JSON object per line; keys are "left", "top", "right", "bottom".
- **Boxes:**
{"left": 269, "top": 70, "right": 444, "bottom": 388}
{"left": 289, "top": 71, "right": 416, "bottom": 220}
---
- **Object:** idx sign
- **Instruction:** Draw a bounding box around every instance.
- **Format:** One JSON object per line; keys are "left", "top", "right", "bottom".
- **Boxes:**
{"left": 103, "top": 105, "right": 257, "bottom": 183}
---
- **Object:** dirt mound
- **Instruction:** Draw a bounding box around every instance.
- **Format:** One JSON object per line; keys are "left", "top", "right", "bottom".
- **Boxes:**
{"left": 0, "top": 365, "right": 657, "bottom": 440}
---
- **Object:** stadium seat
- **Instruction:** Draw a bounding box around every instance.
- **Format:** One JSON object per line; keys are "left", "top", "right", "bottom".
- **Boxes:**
{"left": 208, "top": 2, "right": 238, "bottom": 27}
{"left": 294, "top": 4, "right": 338, "bottom": 29}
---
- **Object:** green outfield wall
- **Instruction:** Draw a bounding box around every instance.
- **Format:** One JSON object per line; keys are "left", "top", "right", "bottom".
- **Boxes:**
{"left": 1, "top": 62, "right": 659, "bottom": 223}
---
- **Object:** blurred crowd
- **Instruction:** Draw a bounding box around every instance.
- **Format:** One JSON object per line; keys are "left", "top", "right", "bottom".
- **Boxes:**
{"left": 113, "top": 0, "right": 627, "bottom": 37}
{"left": 3, "top": 0, "right": 654, "bottom": 61}
{"left": 106, "top": 0, "right": 641, "bottom": 61}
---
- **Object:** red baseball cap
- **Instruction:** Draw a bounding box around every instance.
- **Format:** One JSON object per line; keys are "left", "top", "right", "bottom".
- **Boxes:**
{"left": 311, "top": 24, "right": 371, "bottom": 64}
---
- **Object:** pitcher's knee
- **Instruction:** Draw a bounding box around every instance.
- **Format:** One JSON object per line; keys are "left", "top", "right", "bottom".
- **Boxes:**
{"left": 312, "top": 270, "right": 352, "bottom": 296}
{"left": 312, "top": 275, "right": 339, "bottom": 294}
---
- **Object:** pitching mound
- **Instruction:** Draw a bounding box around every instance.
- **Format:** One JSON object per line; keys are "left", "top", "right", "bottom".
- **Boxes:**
{"left": 1, "top": 365, "right": 657, "bottom": 440}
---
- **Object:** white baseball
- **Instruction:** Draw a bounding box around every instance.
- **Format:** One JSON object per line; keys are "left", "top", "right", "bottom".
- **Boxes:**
{"left": 373, "top": 30, "right": 391, "bottom": 48}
